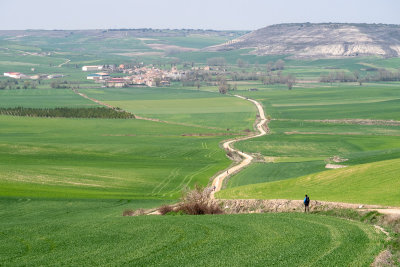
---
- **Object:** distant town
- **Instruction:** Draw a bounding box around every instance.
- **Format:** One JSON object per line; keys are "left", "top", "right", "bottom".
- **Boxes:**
{"left": 4, "top": 64, "right": 193, "bottom": 88}
{"left": 83, "top": 64, "right": 184, "bottom": 87}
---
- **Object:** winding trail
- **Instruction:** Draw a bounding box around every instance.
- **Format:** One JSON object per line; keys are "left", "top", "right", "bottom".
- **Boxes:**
{"left": 58, "top": 59, "right": 71, "bottom": 67}
{"left": 211, "top": 95, "right": 268, "bottom": 197}
{"left": 73, "top": 88, "right": 400, "bottom": 217}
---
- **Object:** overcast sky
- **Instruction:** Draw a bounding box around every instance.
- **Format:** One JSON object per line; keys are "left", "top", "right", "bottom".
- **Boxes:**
{"left": 1, "top": 0, "right": 399, "bottom": 30}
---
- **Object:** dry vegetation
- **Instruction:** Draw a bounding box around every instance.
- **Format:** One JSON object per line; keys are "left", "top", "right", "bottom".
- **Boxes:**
{"left": 158, "top": 185, "right": 223, "bottom": 215}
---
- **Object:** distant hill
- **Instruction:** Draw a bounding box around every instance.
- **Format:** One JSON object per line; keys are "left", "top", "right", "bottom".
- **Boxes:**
{"left": 207, "top": 23, "right": 400, "bottom": 58}
{"left": 0, "top": 28, "right": 247, "bottom": 39}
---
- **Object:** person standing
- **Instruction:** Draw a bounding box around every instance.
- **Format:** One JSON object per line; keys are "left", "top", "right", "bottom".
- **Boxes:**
{"left": 304, "top": 194, "right": 310, "bottom": 213}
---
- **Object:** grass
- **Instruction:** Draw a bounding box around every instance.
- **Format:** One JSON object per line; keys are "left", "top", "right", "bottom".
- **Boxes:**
{"left": 0, "top": 89, "right": 97, "bottom": 108}
{"left": 0, "top": 199, "right": 383, "bottom": 266}
{"left": 236, "top": 83, "right": 400, "bottom": 120}
{"left": 226, "top": 161, "right": 326, "bottom": 188}
{"left": 0, "top": 115, "right": 232, "bottom": 199}
{"left": 218, "top": 158, "right": 400, "bottom": 206}
{"left": 81, "top": 87, "right": 256, "bottom": 131}
{"left": 235, "top": 132, "right": 400, "bottom": 162}
{"left": 225, "top": 83, "right": 400, "bottom": 191}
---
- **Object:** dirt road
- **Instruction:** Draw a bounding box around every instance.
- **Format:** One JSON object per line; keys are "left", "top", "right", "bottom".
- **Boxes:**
{"left": 211, "top": 95, "right": 268, "bottom": 197}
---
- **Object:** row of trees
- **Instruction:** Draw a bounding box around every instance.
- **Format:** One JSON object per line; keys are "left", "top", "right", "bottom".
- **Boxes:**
{"left": 260, "top": 73, "right": 296, "bottom": 89}
{"left": 320, "top": 69, "right": 400, "bottom": 84}
{"left": 50, "top": 80, "right": 74, "bottom": 89}
{"left": 0, "top": 107, "right": 135, "bottom": 119}
{"left": 0, "top": 80, "right": 38, "bottom": 90}
{"left": 266, "top": 59, "right": 285, "bottom": 72}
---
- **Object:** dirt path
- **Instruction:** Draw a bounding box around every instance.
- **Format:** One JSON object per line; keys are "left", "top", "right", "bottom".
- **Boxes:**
{"left": 58, "top": 59, "right": 71, "bottom": 67}
{"left": 72, "top": 89, "right": 117, "bottom": 109}
{"left": 211, "top": 95, "right": 268, "bottom": 197}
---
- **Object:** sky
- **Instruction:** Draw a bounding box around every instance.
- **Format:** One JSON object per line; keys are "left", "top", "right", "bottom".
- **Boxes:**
{"left": 0, "top": 0, "right": 399, "bottom": 30}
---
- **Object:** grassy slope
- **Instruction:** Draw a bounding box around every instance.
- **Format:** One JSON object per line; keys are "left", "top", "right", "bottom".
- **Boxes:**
{"left": 219, "top": 158, "right": 400, "bottom": 206}
{"left": 0, "top": 115, "right": 232, "bottom": 199}
{"left": 0, "top": 199, "right": 383, "bottom": 266}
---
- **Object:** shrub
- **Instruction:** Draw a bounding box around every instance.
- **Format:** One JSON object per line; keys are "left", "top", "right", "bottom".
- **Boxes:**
{"left": 176, "top": 185, "right": 223, "bottom": 215}
{"left": 158, "top": 205, "right": 174, "bottom": 215}
{"left": 122, "top": 208, "right": 146, "bottom": 216}
{"left": 122, "top": 209, "right": 135, "bottom": 216}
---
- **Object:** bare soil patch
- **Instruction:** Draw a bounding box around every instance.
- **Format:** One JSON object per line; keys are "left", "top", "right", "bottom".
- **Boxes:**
{"left": 147, "top": 43, "right": 199, "bottom": 52}
{"left": 325, "top": 164, "right": 348, "bottom": 169}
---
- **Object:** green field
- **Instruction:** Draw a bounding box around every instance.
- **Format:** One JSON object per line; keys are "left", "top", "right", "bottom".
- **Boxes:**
{"left": 0, "top": 199, "right": 383, "bottom": 266}
{"left": 0, "top": 115, "right": 232, "bottom": 199}
{"left": 81, "top": 87, "right": 256, "bottom": 131}
{"left": 1, "top": 31, "right": 399, "bottom": 265}
{"left": 223, "top": 81, "right": 400, "bottom": 202}
{"left": 0, "top": 89, "right": 96, "bottom": 108}
{"left": 236, "top": 83, "right": 400, "bottom": 120}
{"left": 226, "top": 161, "right": 326, "bottom": 188}
{"left": 219, "top": 158, "right": 400, "bottom": 206}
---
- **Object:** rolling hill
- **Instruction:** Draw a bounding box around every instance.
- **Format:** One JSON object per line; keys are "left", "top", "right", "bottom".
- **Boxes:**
{"left": 207, "top": 23, "right": 400, "bottom": 58}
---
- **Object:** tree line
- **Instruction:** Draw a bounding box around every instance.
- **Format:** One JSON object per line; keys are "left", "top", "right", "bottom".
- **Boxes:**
{"left": 0, "top": 107, "right": 135, "bottom": 119}
{"left": 320, "top": 69, "right": 400, "bottom": 84}
{"left": 0, "top": 80, "right": 38, "bottom": 90}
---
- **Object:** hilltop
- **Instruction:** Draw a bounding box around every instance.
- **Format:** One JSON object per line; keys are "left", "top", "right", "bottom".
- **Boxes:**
{"left": 207, "top": 23, "right": 400, "bottom": 58}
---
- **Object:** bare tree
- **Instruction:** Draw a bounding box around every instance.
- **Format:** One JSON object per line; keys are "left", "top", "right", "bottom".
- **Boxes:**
{"left": 237, "top": 58, "right": 245, "bottom": 68}
{"left": 275, "top": 59, "right": 285, "bottom": 70}
{"left": 286, "top": 74, "right": 296, "bottom": 90}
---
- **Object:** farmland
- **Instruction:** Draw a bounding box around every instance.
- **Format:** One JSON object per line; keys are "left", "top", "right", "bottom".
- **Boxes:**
{"left": 81, "top": 87, "right": 256, "bottom": 130}
{"left": 221, "top": 81, "right": 400, "bottom": 205}
{"left": 0, "top": 115, "right": 233, "bottom": 200}
{"left": 0, "top": 200, "right": 383, "bottom": 266}
{"left": 219, "top": 158, "right": 400, "bottom": 206}
{"left": 0, "top": 28, "right": 399, "bottom": 265}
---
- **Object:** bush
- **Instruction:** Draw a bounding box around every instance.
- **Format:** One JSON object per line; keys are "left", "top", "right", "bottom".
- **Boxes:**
{"left": 122, "top": 209, "right": 135, "bottom": 216}
{"left": 158, "top": 185, "right": 223, "bottom": 216}
{"left": 177, "top": 185, "right": 223, "bottom": 215}
{"left": 158, "top": 205, "right": 174, "bottom": 215}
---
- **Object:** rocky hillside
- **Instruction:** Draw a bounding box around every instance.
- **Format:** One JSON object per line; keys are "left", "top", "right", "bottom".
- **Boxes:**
{"left": 207, "top": 23, "right": 400, "bottom": 58}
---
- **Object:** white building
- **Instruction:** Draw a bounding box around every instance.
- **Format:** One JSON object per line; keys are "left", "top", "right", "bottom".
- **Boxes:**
{"left": 82, "top": 65, "right": 103, "bottom": 72}
{"left": 4, "top": 72, "right": 22, "bottom": 79}
{"left": 87, "top": 73, "right": 110, "bottom": 80}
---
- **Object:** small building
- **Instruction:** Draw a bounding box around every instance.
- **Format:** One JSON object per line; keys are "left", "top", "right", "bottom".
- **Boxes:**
{"left": 47, "top": 74, "right": 64, "bottom": 79}
{"left": 4, "top": 72, "right": 22, "bottom": 79}
{"left": 87, "top": 73, "right": 110, "bottom": 80}
{"left": 82, "top": 65, "right": 103, "bottom": 72}
{"left": 106, "top": 78, "right": 127, "bottom": 88}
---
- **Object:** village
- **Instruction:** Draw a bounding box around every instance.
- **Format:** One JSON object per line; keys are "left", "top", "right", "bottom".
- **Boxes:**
{"left": 83, "top": 64, "right": 186, "bottom": 87}
{"left": 3, "top": 64, "right": 191, "bottom": 88}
